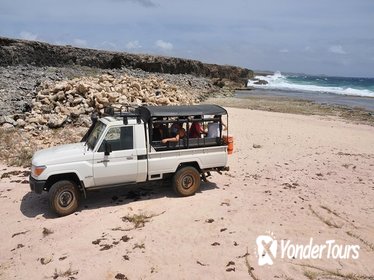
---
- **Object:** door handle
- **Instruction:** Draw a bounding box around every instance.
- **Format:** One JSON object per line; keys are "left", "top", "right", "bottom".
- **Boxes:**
{"left": 126, "top": 156, "right": 133, "bottom": 160}
{"left": 97, "top": 159, "right": 110, "bottom": 163}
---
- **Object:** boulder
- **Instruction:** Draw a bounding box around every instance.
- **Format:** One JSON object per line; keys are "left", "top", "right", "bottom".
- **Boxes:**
{"left": 48, "top": 115, "right": 67, "bottom": 128}
{"left": 76, "top": 115, "right": 91, "bottom": 127}
{"left": 2, "top": 123, "right": 14, "bottom": 129}
{"left": 38, "top": 116, "right": 48, "bottom": 125}
{"left": 254, "top": 79, "right": 268, "bottom": 85}
{"left": 70, "top": 107, "right": 86, "bottom": 118}
{"left": 56, "top": 91, "right": 65, "bottom": 101}
{"left": 0, "top": 115, "right": 16, "bottom": 126}
{"left": 76, "top": 83, "right": 89, "bottom": 94}
{"left": 53, "top": 81, "right": 71, "bottom": 93}
{"left": 41, "top": 98, "right": 51, "bottom": 105}
{"left": 27, "top": 117, "right": 40, "bottom": 124}
{"left": 72, "top": 97, "right": 84, "bottom": 105}
{"left": 41, "top": 105, "right": 53, "bottom": 113}
{"left": 16, "top": 119, "right": 26, "bottom": 128}
{"left": 131, "top": 82, "right": 142, "bottom": 91}
{"left": 24, "top": 124, "right": 37, "bottom": 131}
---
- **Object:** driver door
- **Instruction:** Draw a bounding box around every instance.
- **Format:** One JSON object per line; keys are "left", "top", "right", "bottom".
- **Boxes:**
{"left": 93, "top": 126, "right": 138, "bottom": 187}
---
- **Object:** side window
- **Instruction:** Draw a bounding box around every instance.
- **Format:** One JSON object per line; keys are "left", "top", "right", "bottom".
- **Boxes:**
{"left": 98, "top": 126, "right": 133, "bottom": 152}
{"left": 120, "top": 126, "right": 134, "bottom": 150}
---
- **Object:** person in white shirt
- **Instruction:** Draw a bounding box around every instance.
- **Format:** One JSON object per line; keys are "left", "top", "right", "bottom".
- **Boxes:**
{"left": 207, "top": 115, "right": 226, "bottom": 138}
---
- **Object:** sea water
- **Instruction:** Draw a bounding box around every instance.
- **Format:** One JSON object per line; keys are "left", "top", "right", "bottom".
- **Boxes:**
{"left": 243, "top": 71, "right": 374, "bottom": 111}
{"left": 247, "top": 71, "right": 374, "bottom": 98}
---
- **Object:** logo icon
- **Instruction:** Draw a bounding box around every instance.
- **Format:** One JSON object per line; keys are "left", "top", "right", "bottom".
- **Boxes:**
{"left": 256, "top": 235, "right": 277, "bottom": 266}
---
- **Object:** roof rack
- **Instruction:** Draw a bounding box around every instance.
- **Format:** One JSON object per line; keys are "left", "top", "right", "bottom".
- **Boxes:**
{"left": 137, "top": 104, "right": 227, "bottom": 122}
{"left": 100, "top": 104, "right": 227, "bottom": 125}
{"left": 103, "top": 106, "right": 141, "bottom": 125}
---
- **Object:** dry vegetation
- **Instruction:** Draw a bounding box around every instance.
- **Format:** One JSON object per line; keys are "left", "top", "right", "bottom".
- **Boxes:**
{"left": 298, "top": 263, "right": 374, "bottom": 280}
{"left": 52, "top": 265, "right": 78, "bottom": 279}
{"left": 309, "top": 205, "right": 343, "bottom": 229}
{"left": 42, "top": 227, "right": 54, "bottom": 237}
{"left": 0, "top": 126, "right": 86, "bottom": 167}
{"left": 121, "top": 211, "right": 165, "bottom": 229}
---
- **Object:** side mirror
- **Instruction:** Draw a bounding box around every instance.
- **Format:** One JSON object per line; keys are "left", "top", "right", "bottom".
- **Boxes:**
{"left": 104, "top": 141, "right": 112, "bottom": 156}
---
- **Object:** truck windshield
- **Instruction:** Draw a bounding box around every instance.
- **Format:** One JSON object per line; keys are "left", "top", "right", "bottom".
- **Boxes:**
{"left": 86, "top": 121, "right": 106, "bottom": 151}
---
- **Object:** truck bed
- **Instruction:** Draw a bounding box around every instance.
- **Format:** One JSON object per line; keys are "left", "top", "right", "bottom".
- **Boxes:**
{"left": 147, "top": 144, "right": 228, "bottom": 180}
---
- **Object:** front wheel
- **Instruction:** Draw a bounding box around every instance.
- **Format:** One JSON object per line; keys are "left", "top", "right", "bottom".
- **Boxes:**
{"left": 49, "top": 180, "right": 79, "bottom": 216}
{"left": 173, "top": 166, "right": 201, "bottom": 196}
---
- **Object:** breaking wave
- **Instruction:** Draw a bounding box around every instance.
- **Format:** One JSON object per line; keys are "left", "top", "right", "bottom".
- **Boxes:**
{"left": 247, "top": 71, "right": 374, "bottom": 97}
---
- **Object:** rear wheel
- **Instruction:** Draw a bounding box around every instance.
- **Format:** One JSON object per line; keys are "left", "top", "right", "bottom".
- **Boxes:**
{"left": 49, "top": 180, "right": 79, "bottom": 216}
{"left": 173, "top": 166, "right": 201, "bottom": 196}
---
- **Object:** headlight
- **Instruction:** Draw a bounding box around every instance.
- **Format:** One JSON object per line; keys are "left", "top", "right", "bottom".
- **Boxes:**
{"left": 32, "top": 165, "right": 46, "bottom": 177}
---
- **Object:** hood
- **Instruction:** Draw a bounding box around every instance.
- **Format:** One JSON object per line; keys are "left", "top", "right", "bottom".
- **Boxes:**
{"left": 32, "top": 142, "right": 88, "bottom": 166}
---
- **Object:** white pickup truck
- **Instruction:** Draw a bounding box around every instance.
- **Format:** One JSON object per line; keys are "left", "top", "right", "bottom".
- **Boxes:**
{"left": 29, "top": 105, "right": 230, "bottom": 216}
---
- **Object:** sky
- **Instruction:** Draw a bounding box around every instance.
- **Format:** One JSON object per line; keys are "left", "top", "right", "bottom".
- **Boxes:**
{"left": 1, "top": 0, "right": 374, "bottom": 77}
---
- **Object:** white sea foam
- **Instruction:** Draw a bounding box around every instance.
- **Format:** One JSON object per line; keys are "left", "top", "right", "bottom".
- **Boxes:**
{"left": 247, "top": 72, "right": 374, "bottom": 97}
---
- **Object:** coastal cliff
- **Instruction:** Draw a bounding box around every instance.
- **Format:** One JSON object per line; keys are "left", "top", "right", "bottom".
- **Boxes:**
{"left": 0, "top": 37, "right": 253, "bottom": 83}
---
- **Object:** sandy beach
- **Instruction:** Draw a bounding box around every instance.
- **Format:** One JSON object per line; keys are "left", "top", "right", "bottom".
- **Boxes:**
{"left": 1, "top": 107, "right": 373, "bottom": 279}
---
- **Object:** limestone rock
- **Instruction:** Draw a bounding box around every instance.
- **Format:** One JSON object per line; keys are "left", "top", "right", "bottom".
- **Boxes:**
{"left": 76, "top": 115, "right": 92, "bottom": 127}
{"left": 16, "top": 119, "right": 26, "bottom": 127}
{"left": 48, "top": 115, "right": 67, "bottom": 128}
{"left": 70, "top": 107, "right": 86, "bottom": 118}
{"left": 0, "top": 115, "right": 16, "bottom": 126}
{"left": 28, "top": 117, "right": 38, "bottom": 123}
{"left": 76, "top": 83, "right": 89, "bottom": 94}
{"left": 24, "top": 124, "right": 37, "bottom": 131}
{"left": 131, "top": 82, "right": 142, "bottom": 91}
{"left": 2, "top": 123, "right": 14, "bottom": 129}
{"left": 37, "top": 116, "right": 48, "bottom": 125}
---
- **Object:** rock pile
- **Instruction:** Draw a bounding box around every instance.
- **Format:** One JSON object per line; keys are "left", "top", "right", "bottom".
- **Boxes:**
{"left": 1, "top": 73, "right": 203, "bottom": 130}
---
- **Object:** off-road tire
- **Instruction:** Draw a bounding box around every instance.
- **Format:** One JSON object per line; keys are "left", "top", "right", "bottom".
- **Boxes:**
{"left": 49, "top": 180, "right": 79, "bottom": 216}
{"left": 173, "top": 166, "right": 201, "bottom": 196}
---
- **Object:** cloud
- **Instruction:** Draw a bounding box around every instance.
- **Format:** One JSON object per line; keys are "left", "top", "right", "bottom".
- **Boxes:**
{"left": 111, "top": 0, "right": 156, "bottom": 7}
{"left": 279, "top": 49, "right": 289, "bottom": 53}
{"left": 73, "top": 38, "right": 88, "bottom": 47}
{"left": 328, "top": 45, "right": 347, "bottom": 55}
{"left": 101, "top": 41, "right": 118, "bottom": 50}
{"left": 19, "top": 31, "right": 38, "bottom": 41}
{"left": 155, "top": 40, "right": 173, "bottom": 51}
{"left": 54, "top": 41, "right": 67, "bottom": 46}
{"left": 304, "top": 46, "right": 313, "bottom": 52}
{"left": 125, "top": 40, "right": 142, "bottom": 49}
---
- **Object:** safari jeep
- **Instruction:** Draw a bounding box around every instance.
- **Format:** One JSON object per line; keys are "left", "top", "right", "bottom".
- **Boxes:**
{"left": 29, "top": 105, "right": 230, "bottom": 216}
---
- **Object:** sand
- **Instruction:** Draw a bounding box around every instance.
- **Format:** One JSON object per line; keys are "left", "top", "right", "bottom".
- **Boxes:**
{"left": 0, "top": 107, "right": 373, "bottom": 280}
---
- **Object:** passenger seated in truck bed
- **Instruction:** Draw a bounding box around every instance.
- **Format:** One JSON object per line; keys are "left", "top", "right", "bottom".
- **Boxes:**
{"left": 189, "top": 115, "right": 206, "bottom": 138}
{"left": 208, "top": 115, "right": 227, "bottom": 138}
{"left": 161, "top": 123, "right": 186, "bottom": 144}
{"left": 152, "top": 117, "right": 167, "bottom": 141}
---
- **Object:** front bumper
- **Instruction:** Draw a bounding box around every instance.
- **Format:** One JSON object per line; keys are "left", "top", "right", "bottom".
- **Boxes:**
{"left": 29, "top": 176, "right": 46, "bottom": 194}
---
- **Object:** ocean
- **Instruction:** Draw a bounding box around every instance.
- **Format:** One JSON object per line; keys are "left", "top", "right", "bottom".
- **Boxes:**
{"left": 243, "top": 72, "right": 374, "bottom": 111}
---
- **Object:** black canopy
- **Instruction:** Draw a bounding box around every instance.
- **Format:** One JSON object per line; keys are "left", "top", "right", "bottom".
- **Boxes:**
{"left": 137, "top": 104, "right": 227, "bottom": 121}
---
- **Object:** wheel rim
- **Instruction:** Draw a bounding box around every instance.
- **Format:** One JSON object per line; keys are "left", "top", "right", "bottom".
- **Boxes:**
{"left": 181, "top": 174, "right": 195, "bottom": 190}
{"left": 58, "top": 190, "right": 74, "bottom": 208}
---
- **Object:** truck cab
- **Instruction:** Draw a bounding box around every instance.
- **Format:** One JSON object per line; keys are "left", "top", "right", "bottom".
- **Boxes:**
{"left": 29, "top": 105, "right": 230, "bottom": 216}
